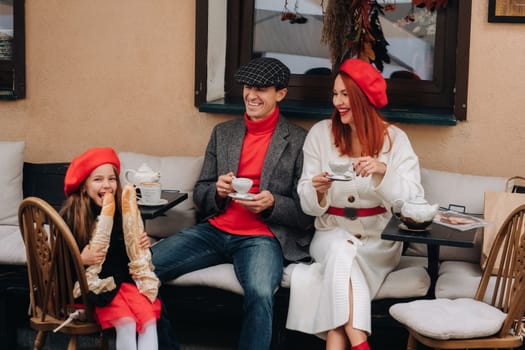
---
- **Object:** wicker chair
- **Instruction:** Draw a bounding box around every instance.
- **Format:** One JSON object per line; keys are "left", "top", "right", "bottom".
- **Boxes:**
{"left": 18, "top": 197, "right": 108, "bottom": 350}
{"left": 389, "top": 204, "right": 525, "bottom": 350}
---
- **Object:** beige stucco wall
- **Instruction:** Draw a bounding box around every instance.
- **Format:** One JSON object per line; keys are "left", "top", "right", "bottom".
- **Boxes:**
{"left": 0, "top": 0, "right": 524, "bottom": 177}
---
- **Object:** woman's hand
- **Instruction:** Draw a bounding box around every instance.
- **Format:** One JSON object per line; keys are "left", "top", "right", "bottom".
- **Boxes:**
{"left": 80, "top": 244, "right": 105, "bottom": 266}
{"left": 216, "top": 172, "right": 235, "bottom": 198}
{"left": 312, "top": 172, "right": 332, "bottom": 204}
{"left": 313, "top": 172, "right": 333, "bottom": 193}
{"left": 354, "top": 157, "right": 387, "bottom": 177}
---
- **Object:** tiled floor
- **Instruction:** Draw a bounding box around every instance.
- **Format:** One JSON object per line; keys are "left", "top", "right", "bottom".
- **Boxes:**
{"left": 16, "top": 328, "right": 233, "bottom": 350}
{"left": 15, "top": 329, "right": 406, "bottom": 350}
{"left": 16, "top": 322, "right": 409, "bottom": 350}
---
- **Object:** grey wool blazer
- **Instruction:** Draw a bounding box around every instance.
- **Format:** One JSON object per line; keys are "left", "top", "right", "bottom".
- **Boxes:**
{"left": 193, "top": 115, "right": 314, "bottom": 262}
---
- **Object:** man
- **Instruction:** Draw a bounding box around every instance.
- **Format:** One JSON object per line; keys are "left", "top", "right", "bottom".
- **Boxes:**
{"left": 152, "top": 57, "right": 314, "bottom": 350}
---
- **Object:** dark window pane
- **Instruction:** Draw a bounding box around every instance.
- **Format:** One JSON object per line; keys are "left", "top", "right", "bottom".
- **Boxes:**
{"left": 195, "top": 0, "right": 470, "bottom": 121}
{"left": 0, "top": 0, "right": 14, "bottom": 61}
{"left": 0, "top": 0, "right": 24, "bottom": 99}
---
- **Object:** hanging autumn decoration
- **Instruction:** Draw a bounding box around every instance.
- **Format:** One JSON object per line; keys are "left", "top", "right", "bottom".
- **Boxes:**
{"left": 321, "top": 0, "right": 390, "bottom": 71}
{"left": 321, "top": 0, "right": 447, "bottom": 71}
{"left": 413, "top": 0, "right": 448, "bottom": 12}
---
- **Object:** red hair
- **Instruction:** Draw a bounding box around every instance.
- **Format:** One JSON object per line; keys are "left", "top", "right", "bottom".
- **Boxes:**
{"left": 331, "top": 73, "right": 391, "bottom": 157}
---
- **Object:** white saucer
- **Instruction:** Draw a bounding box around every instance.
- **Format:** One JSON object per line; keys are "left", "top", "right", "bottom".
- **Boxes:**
{"left": 398, "top": 223, "right": 430, "bottom": 232}
{"left": 228, "top": 193, "right": 255, "bottom": 200}
{"left": 138, "top": 198, "right": 168, "bottom": 206}
{"left": 327, "top": 174, "right": 353, "bottom": 181}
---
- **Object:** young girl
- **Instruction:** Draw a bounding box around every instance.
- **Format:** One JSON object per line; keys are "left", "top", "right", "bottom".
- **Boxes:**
{"left": 60, "top": 147, "right": 161, "bottom": 350}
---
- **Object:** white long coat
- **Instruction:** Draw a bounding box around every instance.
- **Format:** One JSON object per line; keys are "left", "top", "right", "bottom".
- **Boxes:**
{"left": 286, "top": 119, "right": 422, "bottom": 337}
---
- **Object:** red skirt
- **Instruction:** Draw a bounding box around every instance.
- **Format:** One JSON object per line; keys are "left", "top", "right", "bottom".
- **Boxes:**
{"left": 95, "top": 282, "right": 161, "bottom": 333}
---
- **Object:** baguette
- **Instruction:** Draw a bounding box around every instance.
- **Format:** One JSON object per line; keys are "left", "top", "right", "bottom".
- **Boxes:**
{"left": 122, "top": 183, "right": 159, "bottom": 302}
{"left": 73, "top": 192, "right": 116, "bottom": 298}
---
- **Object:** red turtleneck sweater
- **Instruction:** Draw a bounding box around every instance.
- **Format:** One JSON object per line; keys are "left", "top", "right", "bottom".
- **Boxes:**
{"left": 208, "top": 107, "right": 279, "bottom": 237}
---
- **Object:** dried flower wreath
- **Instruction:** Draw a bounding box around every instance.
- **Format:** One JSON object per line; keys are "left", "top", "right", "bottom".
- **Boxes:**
{"left": 321, "top": 0, "right": 448, "bottom": 71}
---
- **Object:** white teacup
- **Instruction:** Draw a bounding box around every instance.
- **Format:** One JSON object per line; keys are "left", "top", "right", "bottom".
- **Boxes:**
{"left": 328, "top": 159, "right": 352, "bottom": 176}
{"left": 138, "top": 182, "right": 162, "bottom": 204}
{"left": 232, "top": 177, "right": 253, "bottom": 194}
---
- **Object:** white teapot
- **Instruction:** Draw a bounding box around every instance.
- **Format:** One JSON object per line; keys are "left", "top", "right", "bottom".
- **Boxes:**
{"left": 393, "top": 196, "right": 439, "bottom": 230}
{"left": 124, "top": 163, "right": 160, "bottom": 185}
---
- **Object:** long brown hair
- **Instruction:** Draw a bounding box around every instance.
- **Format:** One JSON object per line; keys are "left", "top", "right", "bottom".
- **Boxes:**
{"left": 331, "top": 72, "right": 391, "bottom": 157}
{"left": 59, "top": 165, "right": 122, "bottom": 250}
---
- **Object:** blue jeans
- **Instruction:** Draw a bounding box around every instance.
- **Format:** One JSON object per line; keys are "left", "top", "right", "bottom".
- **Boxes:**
{"left": 151, "top": 222, "right": 283, "bottom": 350}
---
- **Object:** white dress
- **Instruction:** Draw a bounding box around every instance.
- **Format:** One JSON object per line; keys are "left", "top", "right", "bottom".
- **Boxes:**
{"left": 286, "top": 119, "right": 423, "bottom": 337}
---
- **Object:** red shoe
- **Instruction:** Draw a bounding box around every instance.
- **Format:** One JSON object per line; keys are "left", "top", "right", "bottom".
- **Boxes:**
{"left": 352, "top": 340, "right": 371, "bottom": 350}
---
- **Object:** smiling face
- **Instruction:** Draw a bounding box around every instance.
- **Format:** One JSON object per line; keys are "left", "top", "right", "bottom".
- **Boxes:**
{"left": 83, "top": 163, "right": 118, "bottom": 207}
{"left": 242, "top": 85, "right": 287, "bottom": 121}
{"left": 333, "top": 74, "right": 353, "bottom": 126}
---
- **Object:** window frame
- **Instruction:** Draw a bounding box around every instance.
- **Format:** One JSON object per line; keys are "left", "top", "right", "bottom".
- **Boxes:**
{"left": 0, "top": 0, "right": 25, "bottom": 100}
{"left": 194, "top": 0, "right": 471, "bottom": 122}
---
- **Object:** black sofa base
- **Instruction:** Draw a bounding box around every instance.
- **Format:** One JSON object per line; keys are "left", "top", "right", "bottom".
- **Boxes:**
{"left": 160, "top": 284, "right": 410, "bottom": 350}
{"left": 3, "top": 162, "right": 411, "bottom": 349}
{"left": 0, "top": 265, "right": 30, "bottom": 350}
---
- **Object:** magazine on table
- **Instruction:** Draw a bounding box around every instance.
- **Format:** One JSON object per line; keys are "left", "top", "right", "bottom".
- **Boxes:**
{"left": 433, "top": 209, "right": 491, "bottom": 231}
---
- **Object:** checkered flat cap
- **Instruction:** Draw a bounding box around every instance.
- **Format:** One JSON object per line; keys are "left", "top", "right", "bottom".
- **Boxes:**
{"left": 235, "top": 57, "right": 290, "bottom": 90}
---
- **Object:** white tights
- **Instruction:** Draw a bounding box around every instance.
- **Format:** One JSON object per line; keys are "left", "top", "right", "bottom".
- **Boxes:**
{"left": 114, "top": 317, "right": 158, "bottom": 350}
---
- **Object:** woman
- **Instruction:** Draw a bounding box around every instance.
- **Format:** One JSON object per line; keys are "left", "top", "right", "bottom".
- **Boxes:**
{"left": 60, "top": 147, "right": 161, "bottom": 350}
{"left": 286, "top": 59, "right": 423, "bottom": 350}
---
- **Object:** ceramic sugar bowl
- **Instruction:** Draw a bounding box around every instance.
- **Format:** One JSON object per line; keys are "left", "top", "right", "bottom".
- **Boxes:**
{"left": 393, "top": 197, "right": 439, "bottom": 230}
{"left": 124, "top": 163, "right": 161, "bottom": 185}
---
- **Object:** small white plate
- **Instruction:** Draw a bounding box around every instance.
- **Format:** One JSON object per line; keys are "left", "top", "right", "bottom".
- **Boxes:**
{"left": 228, "top": 193, "right": 255, "bottom": 200}
{"left": 327, "top": 174, "right": 353, "bottom": 181}
{"left": 138, "top": 198, "right": 168, "bottom": 206}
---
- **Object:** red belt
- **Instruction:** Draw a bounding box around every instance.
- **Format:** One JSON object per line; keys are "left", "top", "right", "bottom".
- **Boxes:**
{"left": 327, "top": 206, "right": 387, "bottom": 220}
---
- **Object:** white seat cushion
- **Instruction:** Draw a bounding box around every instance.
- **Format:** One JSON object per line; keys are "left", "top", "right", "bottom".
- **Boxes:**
{"left": 375, "top": 255, "right": 430, "bottom": 299}
{"left": 165, "top": 264, "right": 244, "bottom": 294}
{"left": 0, "top": 141, "right": 25, "bottom": 225}
{"left": 164, "top": 256, "right": 430, "bottom": 299}
{"left": 436, "top": 260, "right": 501, "bottom": 303}
{"left": 285, "top": 256, "right": 430, "bottom": 299}
{"left": 165, "top": 263, "right": 298, "bottom": 295}
{"left": 0, "top": 225, "right": 26, "bottom": 265}
{"left": 435, "top": 260, "right": 481, "bottom": 299}
{"left": 389, "top": 298, "right": 506, "bottom": 339}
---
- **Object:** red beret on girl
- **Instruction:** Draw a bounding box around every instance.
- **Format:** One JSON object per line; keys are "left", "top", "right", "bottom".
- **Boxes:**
{"left": 64, "top": 147, "right": 120, "bottom": 196}
{"left": 339, "top": 59, "right": 388, "bottom": 108}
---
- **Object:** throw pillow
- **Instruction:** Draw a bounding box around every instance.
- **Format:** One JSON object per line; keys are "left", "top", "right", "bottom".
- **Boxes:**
{"left": 0, "top": 141, "right": 25, "bottom": 225}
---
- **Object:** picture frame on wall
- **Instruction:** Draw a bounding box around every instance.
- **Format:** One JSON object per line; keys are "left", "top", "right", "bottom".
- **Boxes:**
{"left": 488, "top": 0, "right": 525, "bottom": 23}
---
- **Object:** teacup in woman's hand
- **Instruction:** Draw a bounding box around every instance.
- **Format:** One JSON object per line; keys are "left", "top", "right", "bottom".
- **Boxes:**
{"left": 328, "top": 159, "right": 352, "bottom": 176}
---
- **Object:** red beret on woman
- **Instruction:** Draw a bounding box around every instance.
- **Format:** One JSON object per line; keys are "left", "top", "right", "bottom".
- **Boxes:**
{"left": 338, "top": 58, "right": 388, "bottom": 108}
